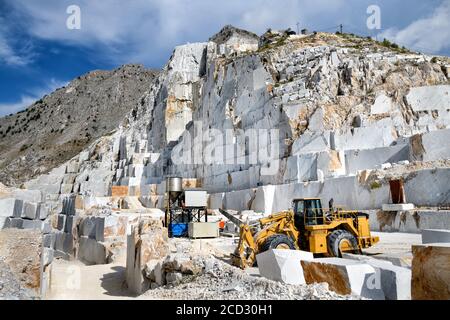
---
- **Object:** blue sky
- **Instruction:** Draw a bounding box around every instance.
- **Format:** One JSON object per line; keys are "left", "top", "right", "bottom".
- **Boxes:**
{"left": 1, "top": 0, "right": 449, "bottom": 116}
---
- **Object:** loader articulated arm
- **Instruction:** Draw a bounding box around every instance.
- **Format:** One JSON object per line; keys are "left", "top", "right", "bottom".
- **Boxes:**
{"left": 231, "top": 210, "right": 300, "bottom": 269}
{"left": 259, "top": 211, "right": 293, "bottom": 226}
{"left": 219, "top": 209, "right": 256, "bottom": 268}
{"left": 232, "top": 224, "right": 257, "bottom": 269}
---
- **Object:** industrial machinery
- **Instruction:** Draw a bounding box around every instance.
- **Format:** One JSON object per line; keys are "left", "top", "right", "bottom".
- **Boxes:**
{"left": 223, "top": 198, "right": 379, "bottom": 269}
{"left": 165, "top": 177, "right": 209, "bottom": 238}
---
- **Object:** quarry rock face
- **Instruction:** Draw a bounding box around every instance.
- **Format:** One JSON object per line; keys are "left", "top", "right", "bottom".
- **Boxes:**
{"left": 406, "top": 85, "right": 450, "bottom": 112}
{"left": 2, "top": 30, "right": 447, "bottom": 219}
{"left": 158, "top": 42, "right": 207, "bottom": 146}
{"left": 412, "top": 243, "right": 450, "bottom": 300}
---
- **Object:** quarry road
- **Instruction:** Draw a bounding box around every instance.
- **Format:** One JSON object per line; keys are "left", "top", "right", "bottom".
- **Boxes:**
{"left": 365, "top": 232, "right": 421, "bottom": 255}
{"left": 45, "top": 232, "right": 421, "bottom": 300}
{"left": 46, "top": 258, "right": 138, "bottom": 300}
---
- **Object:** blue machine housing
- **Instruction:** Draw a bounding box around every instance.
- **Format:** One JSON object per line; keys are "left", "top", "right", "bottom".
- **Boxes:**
{"left": 169, "top": 223, "right": 189, "bottom": 237}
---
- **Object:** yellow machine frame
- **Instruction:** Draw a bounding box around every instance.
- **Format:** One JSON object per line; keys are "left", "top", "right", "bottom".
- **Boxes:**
{"left": 232, "top": 198, "right": 379, "bottom": 269}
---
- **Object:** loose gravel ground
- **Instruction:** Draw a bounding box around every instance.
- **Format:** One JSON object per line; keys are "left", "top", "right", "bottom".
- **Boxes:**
{"left": 143, "top": 256, "right": 360, "bottom": 300}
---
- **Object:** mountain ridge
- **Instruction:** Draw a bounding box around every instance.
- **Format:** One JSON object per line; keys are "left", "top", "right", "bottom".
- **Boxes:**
{"left": 0, "top": 64, "right": 159, "bottom": 186}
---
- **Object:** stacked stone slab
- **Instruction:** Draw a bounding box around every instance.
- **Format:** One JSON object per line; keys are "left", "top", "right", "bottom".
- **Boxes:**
{"left": 208, "top": 165, "right": 450, "bottom": 214}
{"left": 24, "top": 140, "right": 114, "bottom": 199}
{"left": 254, "top": 251, "right": 411, "bottom": 299}
{"left": 0, "top": 196, "right": 52, "bottom": 234}
{"left": 78, "top": 236, "right": 111, "bottom": 265}
{"left": 343, "top": 252, "right": 412, "bottom": 269}
{"left": 410, "top": 129, "right": 450, "bottom": 162}
{"left": 77, "top": 212, "right": 128, "bottom": 265}
{"left": 0, "top": 198, "right": 23, "bottom": 228}
{"left": 256, "top": 249, "right": 314, "bottom": 285}
{"left": 365, "top": 209, "right": 450, "bottom": 234}
{"left": 345, "top": 144, "right": 409, "bottom": 175}
{"left": 50, "top": 195, "right": 79, "bottom": 260}
{"left": 422, "top": 229, "right": 450, "bottom": 244}
{"left": 366, "top": 260, "right": 411, "bottom": 300}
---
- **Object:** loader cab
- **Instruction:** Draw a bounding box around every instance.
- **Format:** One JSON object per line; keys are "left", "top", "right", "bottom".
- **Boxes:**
{"left": 293, "top": 198, "right": 323, "bottom": 228}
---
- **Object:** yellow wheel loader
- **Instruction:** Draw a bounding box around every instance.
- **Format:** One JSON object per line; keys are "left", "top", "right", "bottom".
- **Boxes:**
{"left": 220, "top": 198, "right": 379, "bottom": 269}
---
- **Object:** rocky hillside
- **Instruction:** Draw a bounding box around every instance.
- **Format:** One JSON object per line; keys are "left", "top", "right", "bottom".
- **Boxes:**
{"left": 0, "top": 65, "right": 159, "bottom": 186}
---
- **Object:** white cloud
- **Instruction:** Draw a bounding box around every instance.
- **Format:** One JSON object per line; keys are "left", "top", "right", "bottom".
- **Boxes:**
{"left": 5, "top": 0, "right": 347, "bottom": 65}
{"left": 0, "top": 78, "right": 67, "bottom": 116}
{"left": 0, "top": 36, "right": 25, "bottom": 66}
{"left": 4, "top": 0, "right": 449, "bottom": 66}
{"left": 0, "top": 96, "right": 39, "bottom": 116}
{"left": 0, "top": 17, "right": 34, "bottom": 66}
{"left": 379, "top": 0, "right": 450, "bottom": 54}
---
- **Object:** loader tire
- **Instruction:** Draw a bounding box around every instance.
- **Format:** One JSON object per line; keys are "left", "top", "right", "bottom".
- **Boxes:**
{"left": 260, "top": 234, "right": 296, "bottom": 253}
{"left": 327, "top": 230, "right": 359, "bottom": 257}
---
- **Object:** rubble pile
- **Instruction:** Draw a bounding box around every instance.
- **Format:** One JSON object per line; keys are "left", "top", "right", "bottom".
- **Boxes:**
{"left": 143, "top": 255, "right": 357, "bottom": 300}
{"left": 0, "top": 229, "right": 44, "bottom": 299}
{"left": 144, "top": 253, "right": 212, "bottom": 288}
{"left": 0, "top": 260, "right": 36, "bottom": 300}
